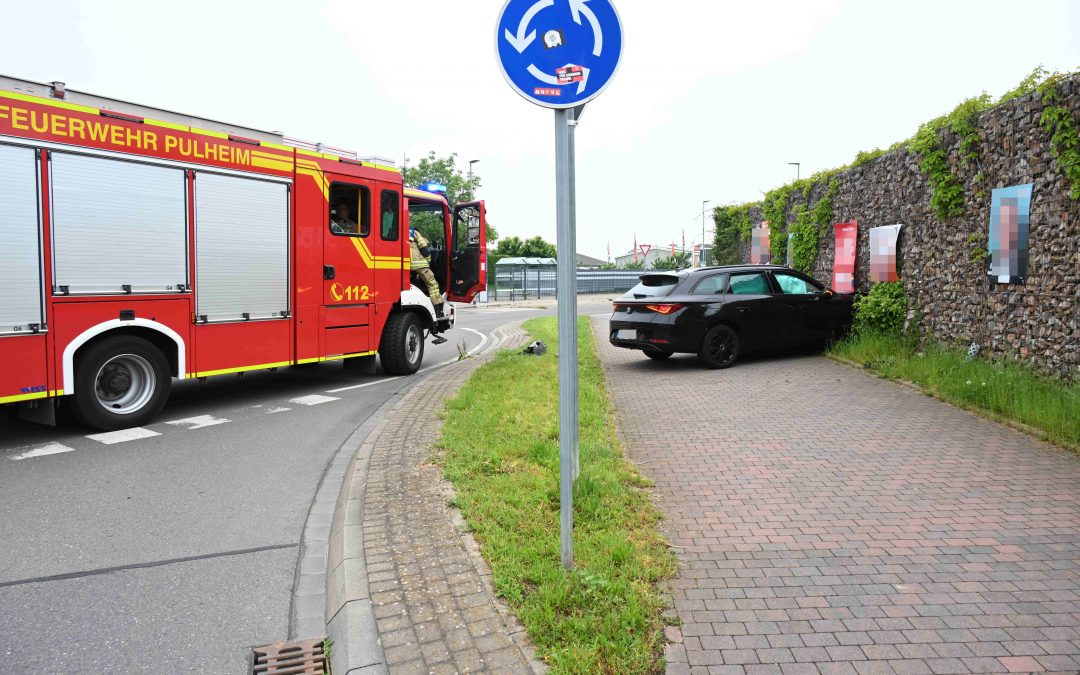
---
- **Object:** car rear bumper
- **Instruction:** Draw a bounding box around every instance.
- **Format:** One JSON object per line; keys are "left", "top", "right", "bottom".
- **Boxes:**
{"left": 609, "top": 318, "right": 684, "bottom": 353}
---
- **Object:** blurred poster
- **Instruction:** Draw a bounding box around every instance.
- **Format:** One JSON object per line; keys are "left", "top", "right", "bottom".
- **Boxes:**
{"left": 751, "top": 221, "right": 770, "bottom": 264}
{"left": 989, "top": 183, "right": 1033, "bottom": 284}
{"left": 832, "top": 220, "right": 858, "bottom": 293}
{"left": 869, "top": 224, "right": 902, "bottom": 283}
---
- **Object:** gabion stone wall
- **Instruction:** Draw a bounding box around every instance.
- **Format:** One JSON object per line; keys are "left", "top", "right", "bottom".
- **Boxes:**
{"left": 738, "top": 76, "right": 1079, "bottom": 378}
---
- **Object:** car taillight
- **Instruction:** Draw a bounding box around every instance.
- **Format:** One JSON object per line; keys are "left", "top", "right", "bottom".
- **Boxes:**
{"left": 645, "top": 303, "right": 683, "bottom": 315}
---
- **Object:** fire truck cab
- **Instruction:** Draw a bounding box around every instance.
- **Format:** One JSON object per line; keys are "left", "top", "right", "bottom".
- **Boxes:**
{"left": 0, "top": 76, "right": 486, "bottom": 430}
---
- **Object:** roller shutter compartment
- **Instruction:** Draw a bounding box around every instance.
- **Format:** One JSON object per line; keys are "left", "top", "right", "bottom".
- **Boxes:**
{"left": 50, "top": 152, "right": 188, "bottom": 295}
{"left": 0, "top": 145, "right": 44, "bottom": 334}
{"left": 194, "top": 172, "right": 289, "bottom": 323}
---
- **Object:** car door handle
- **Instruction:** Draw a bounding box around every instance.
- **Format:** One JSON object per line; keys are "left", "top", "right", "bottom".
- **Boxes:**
{"left": 737, "top": 306, "right": 749, "bottom": 313}
{"left": 323, "top": 265, "right": 335, "bottom": 280}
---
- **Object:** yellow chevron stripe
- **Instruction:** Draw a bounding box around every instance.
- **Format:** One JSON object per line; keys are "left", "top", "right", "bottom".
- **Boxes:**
{"left": 252, "top": 150, "right": 289, "bottom": 161}
{"left": 252, "top": 156, "right": 293, "bottom": 172}
{"left": 349, "top": 237, "right": 374, "bottom": 265}
{"left": 298, "top": 166, "right": 329, "bottom": 201}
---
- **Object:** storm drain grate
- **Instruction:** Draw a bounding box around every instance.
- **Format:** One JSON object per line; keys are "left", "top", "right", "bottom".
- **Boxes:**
{"left": 251, "top": 638, "right": 329, "bottom": 675}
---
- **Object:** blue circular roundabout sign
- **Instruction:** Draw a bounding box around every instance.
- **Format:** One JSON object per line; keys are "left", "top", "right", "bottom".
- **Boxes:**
{"left": 495, "top": 0, "right": 623, "bottom": 109}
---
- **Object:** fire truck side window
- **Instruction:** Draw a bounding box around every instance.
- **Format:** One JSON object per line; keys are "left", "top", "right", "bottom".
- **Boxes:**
{"left": 329, "top": 184, "right": 369, "bottom": 237}
{"left": 380, "top": 190, "right": 399, "bottom": 241}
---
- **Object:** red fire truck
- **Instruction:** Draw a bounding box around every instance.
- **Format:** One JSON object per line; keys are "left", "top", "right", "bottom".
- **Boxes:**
{"left": 0, "top": 76, "right": 486, "bottom": 430}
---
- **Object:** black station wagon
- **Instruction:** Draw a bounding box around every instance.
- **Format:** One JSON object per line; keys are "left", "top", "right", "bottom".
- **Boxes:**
{"left": 609, "top": 265, "right": 854, "bottom": 368}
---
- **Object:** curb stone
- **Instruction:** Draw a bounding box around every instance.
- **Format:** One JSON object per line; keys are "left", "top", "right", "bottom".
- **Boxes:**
{"left": 290, "top": 390, "right": 407, "bottom": 641}
{"left": 327, "top": 321, "right": 546, "bottom": 674}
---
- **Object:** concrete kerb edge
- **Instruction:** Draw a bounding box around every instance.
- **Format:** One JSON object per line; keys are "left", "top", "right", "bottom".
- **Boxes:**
{"left": 321, "top": 392, "right": 402, "bottom": 675}
{"left": 288, "top": 384, "right": 405, "bottom": 643}
{"left": 325, "top": 320, "right": 531, "bottom": 675}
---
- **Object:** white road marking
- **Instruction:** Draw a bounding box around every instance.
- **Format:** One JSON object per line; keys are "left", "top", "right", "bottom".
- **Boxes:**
{"left": 459, "top": 327, "right": 489, "bottom": 354}
{"left": 266, "top": 407, "right": 291, "bottom": 413}
{"left": 86, "top": 427, "right": 161, "bottom": 444}
{"left": 166, "top": 414, "right": 230, "bottom": 430}
{"left": 437, "top": 327, "right": 491, "bottom": 366}
{"left": 326, "top": 378, "right": 401, "bottom": 394}
{"left": 11, "top": 442, "right": 77, "bottom": 460}
{"left": 326, "top": 327, "right": 490, "bottom": 392}
{"left": 289, "top": 394, "right": 340, "bottom": 406}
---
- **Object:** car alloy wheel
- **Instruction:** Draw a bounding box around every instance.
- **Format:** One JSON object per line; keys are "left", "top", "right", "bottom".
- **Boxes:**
{"left": 699, "top": 324, "right": 739, "bottom": 369}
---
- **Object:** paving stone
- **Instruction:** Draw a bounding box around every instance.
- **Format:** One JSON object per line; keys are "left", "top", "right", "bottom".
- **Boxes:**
{"left": 361, "top": 325, "right": 539, "bottom": 673}
{"left": 589, "top": 316, "right": 1080, "bottom": 675}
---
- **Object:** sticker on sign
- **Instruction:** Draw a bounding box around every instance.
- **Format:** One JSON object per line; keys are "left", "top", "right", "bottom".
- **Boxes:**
{"left": 557, "top": 65, "right": 585, "bottom": 84}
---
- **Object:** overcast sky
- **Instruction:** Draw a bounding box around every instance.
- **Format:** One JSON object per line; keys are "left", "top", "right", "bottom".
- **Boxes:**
{"left": 4, "top": 0, "right": 1077, "bottom": 261}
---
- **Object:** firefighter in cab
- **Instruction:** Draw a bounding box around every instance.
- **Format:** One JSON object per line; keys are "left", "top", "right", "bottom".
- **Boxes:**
{"left": 410, "top": 227, "right": 444, "bottom": 316}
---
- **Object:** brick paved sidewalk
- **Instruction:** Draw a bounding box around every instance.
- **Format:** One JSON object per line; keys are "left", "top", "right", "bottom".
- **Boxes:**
{"left": 361, "top": 324, "right": 545, "bottom": 674}
{"left": 591, "top": 317, "right": 1080, "bottom": 675}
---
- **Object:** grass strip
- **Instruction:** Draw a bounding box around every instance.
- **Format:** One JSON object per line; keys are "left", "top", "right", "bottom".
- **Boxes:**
{"left": 829, "top": 332, "right": 1080, "bottom": 451}
{"left": 439, "top": 316, "right": 677, "bottom": 674}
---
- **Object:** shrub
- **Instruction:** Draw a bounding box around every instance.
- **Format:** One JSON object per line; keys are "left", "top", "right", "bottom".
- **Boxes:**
{"left": 852, "top": 282, "right": 907, "bottom": 335}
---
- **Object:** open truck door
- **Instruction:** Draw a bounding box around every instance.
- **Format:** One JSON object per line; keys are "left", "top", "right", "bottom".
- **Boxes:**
{"left": 448, "top": 201, "right": 486, "bottom": 303}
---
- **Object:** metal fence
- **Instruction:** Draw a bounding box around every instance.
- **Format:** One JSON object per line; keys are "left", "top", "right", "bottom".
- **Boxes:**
{"left": 575, "top": 269, "right": 644, "bottom": 294}
{"left": 491, "top": 267, "right": 642, "bottom": 300}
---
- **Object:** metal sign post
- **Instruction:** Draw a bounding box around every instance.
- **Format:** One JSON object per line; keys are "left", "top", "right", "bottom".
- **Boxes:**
{"left": 496, "top": 0, "right": 623, "bottom": 571}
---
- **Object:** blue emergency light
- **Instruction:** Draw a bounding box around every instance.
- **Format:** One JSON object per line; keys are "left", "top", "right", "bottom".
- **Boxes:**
{"left": 419, "top": 182, "right": 447, "bottom": 194}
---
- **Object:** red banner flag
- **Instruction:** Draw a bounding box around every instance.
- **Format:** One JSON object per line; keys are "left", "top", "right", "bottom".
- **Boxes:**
{"left": 832, "top": 220, "right": 858, "bottom": 293}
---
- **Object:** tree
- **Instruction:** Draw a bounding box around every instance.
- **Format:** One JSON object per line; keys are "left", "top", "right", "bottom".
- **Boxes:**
{"left": 652, "top": 252, "right": 691, "bottom": 270}
{"left": 494, "top": 235, "right": 557, "bottom": 258}
{"left": 487, "top": 235, "right": 557, "bottom": 285}
{"left": 621, "top": 260, "right": 646, "bottom": 270}
{"left": 402, "top": 151, "right": 498, "bottom": 243}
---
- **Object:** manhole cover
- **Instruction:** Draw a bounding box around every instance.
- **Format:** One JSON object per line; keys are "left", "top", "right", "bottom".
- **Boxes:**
{"left": 251, "top": 638, "right": 329, "bottom": 675}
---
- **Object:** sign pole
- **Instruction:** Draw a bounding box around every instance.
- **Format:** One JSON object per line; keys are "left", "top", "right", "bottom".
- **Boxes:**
{"left": 555, "top": 107, "right": 578, "bottom": 570}
{"left": 495, "top": 0, "right": 622, "bottom": 574}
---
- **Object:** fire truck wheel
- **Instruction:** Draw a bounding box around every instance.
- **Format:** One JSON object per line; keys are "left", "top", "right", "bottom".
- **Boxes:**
{"left": 73, "top": 336, "right": 172, "bottom": 431}
{"left": 379, "top": 312, "right": 424, "bottom": 375}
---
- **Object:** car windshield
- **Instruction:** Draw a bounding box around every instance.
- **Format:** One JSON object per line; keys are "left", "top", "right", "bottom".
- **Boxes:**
{"left": 623, "top": 275, "right": 680, "bottom": 299}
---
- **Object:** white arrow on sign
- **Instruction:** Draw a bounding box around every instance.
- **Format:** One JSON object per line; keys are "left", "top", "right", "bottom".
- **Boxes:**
{"left": 569, "top": 0, "right": 602, "bottom": 57}
{"left": 528, "top": 63, "right": 559, "bottom": 85}
{"left": 504, "top": 0, "right": 555, "bottom": 53}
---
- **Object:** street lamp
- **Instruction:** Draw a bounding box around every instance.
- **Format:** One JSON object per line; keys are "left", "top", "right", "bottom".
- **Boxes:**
{"left": 468, "top": 159, "right": 479, "bottom": 177}
{"left": 788, "top": 162, "right": 800, "bottom": 181}
{"left": 701, "top": 200, "right": 711, "bottom": 268}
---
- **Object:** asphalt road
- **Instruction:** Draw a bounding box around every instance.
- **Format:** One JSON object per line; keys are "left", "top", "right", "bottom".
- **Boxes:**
{"left": 0, "top": 301, "right": 612, "bottom": 673}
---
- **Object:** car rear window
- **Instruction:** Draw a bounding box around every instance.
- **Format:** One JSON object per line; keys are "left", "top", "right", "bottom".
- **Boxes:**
{"left": 623, "top": 274, "right": 680, "bottom": 298}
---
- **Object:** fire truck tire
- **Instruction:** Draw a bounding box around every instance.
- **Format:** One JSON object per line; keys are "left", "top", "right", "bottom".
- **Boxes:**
{"left": 73, "top": 336, "right": 172, "bottom": 431}
{"left": 379, "top": 312, "right": 424, "bottom": 375}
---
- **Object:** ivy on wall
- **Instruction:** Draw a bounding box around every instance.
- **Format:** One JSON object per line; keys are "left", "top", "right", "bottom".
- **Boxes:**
{"left": 764, "top": 184, "right": 796, "bottom": 263}
{"left": 905, "top": 96, "right": 988, "bottom": 220}
{"left": 712, "top": 203, "right": 754, "bottom": 265}
{"left": 905, "top": 67, "right": 1076, "bottom": 220}
{"left": 1037, "top": 73, "right": 1080, "bottom": 199}
{"left": 708, "top": 67, "right": 1077, "bottom": 275}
